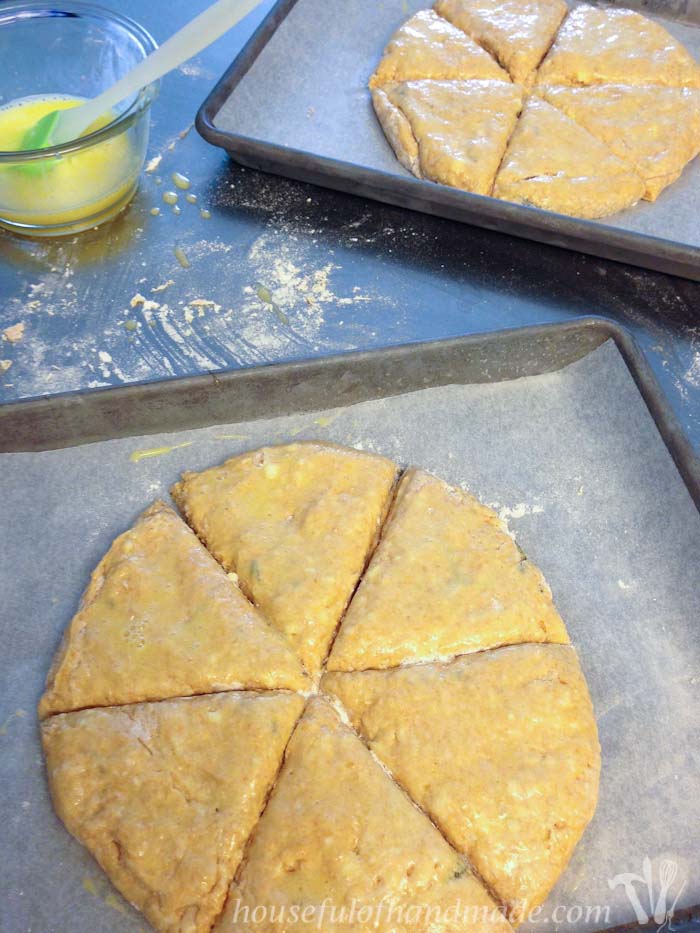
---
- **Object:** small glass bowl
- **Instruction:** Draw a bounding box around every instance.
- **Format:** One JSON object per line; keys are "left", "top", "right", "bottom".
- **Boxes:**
{"left": 0, "top": 1, "right": 159, "bottom": 236}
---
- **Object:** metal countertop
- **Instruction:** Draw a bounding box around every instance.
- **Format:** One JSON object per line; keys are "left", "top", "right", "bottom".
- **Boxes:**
{"left": 1, "top": 0, "right": 699, "bottom": 452}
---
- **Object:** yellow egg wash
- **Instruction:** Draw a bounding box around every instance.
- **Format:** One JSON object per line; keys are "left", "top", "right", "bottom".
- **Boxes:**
{"left": 0, "top": 95, "right": 138, "bottom": 230}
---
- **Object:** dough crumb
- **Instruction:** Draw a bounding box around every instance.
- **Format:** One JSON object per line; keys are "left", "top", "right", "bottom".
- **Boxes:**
{"left": 2, "top": 322, "right": 25, "bottom": 343}
{"left": 188, "top": 299, "right": 222, "bottom": 311}
{"left": 130, "top": 294, "right": 161, "bottom": 312}
{"left": 151, "top": 280, "right": 175, "bottom": 293}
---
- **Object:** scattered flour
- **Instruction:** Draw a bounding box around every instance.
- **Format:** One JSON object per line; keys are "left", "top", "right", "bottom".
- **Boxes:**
{"left": 2, "top": 185, "right": 399, "bottom": 398}
{"left": 683, "top": 351, "right": 700, "bottom": 389}
{"left": 490, "top": 502, "right": 545, "bottom": 521}
{"left": 179, "top": 62, "right": 203, "bottom": 78}
{"left": 232, "top": 232, "right": 381, "bottom": 357}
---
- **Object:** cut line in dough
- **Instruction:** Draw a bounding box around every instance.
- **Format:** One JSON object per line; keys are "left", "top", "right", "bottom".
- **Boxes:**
{"left": 536, "top": 4, "right": 700, "bottom": 88}
{"left": 373, "top": 79, "right": 524, "bottom": 194}
{"left": 435, "top": 0, "right": 568, "bottom": 84}
{"left": 370, "top": 9, "right": 510, "bottom": 87}
{"left": 493, "top": 95, "right": 646, "bottom": 218}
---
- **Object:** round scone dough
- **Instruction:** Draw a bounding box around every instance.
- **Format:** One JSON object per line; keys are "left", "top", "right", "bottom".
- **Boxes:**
{"left": 371, "top": 3, "right": 700, "bottom": 216}
{"left": 41, "top": 443, "right": 601, "bottom": 932}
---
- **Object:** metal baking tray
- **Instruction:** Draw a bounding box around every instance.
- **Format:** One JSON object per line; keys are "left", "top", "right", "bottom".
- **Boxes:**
{"left": 196, "top": 0, "right": 700, "bottom": 281}
{"left": 1, "top": 317, "right": 698, "bottom": 503}
{"left": 1, "top": 318, "right": 699, "bottom": 933}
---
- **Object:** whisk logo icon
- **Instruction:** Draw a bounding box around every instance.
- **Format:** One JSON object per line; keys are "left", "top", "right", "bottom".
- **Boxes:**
{"left": 608, "top": 857, "right": 687, "bottom": 931}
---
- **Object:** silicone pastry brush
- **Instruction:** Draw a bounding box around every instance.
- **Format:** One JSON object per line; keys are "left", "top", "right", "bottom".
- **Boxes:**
{"left": 21, "top": 0, "right": 261, "bottom": 151}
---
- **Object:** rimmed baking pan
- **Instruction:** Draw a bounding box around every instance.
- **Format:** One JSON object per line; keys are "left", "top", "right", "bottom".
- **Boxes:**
{"left": 1, "top": 318, "right": 699, "bottom": 931}
{"left": 196, "top": 0, "right": 700, "bottom": 281}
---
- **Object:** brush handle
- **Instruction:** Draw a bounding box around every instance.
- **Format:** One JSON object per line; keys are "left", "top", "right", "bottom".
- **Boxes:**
{"left": 54, "top": 0, "right": 261, "bottom": 143}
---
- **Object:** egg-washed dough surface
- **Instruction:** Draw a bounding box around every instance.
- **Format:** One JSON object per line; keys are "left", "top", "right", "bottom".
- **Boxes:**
{"left": 370, "top": 9, "right": 510, "bottom": 87}
{"left": 323, "top": 644, "right": 601, "bottom": 921}
{"left": 41, "top": 443, "right": 600, "bottom": 932}
{"left": 538, "top": 84, "right": 700, "bottom": 200}
{"left": 536, "top": 5, "right": 700, "bottom": 88}
{"left": 215, "top": 697, "right": 512, "bottom": 932}
{"left": 435, "top": 0, "right": 567, "bottom": 83}
{"left": 328, "top": 468, "right": 569, "bottom": 671}
{"left": 38, "top": 500, "right": 307, "bottom": 719}
{"left": 372, "top": 80, "right": 523, "bottom": 194}
{"left": 493, "top": 96, "right": 645, "bottom": 218}
{"left": 41, "top": 691, "right": 304, "bottom": 933}
{"left": 171, "top": 442, "right": 399, "bottom": 674}
{"left": 370, "top": 2, "right": 700, "bottom": 218}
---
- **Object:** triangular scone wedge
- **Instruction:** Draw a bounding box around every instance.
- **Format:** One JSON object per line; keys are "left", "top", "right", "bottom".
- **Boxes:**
{"left": 172, "top": 443, "right": 398, "bottom": 674}
{"left": 41, "top": 691, "right": 304, "bottom": 933}
{"left": 39, "top": 501, "right": 307, "bottom": 719}
{"left": 215, "top": 698, "right": 511, "bottom": 932}
{"left": 328, "top": 469, "right": 568, "bottom": 672}
{"left": 493, "top": 96, "right": 645, "bottom": 218}
{"left": 537, "top": 5, "right": 700, "bottom": 89}
{"left": 324, "top": 644, "right": 600, "bottom": 921}
{"left": 539, "top": 84, "right": 700, "bottom": 201}
{"left": 370, "top": 9, "right": 509, "bottom": 88}
{"left": 374, "top": 80, "right": 523, "bottom": 192}
{"left": 435, "top": 0, "right": 567, "bottom": 84}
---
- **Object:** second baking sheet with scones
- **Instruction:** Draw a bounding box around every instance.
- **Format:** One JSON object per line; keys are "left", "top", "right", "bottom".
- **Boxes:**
{"left": 371, "top": 0, "right": 700, "bottom": 217}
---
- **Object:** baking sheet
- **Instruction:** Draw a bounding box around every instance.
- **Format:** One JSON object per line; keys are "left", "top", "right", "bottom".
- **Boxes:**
{"left": 205, "top": 0, "right": 700, "bottom": 277}
{"left": 1, "top": 338, "right": 699, "bottom": 932}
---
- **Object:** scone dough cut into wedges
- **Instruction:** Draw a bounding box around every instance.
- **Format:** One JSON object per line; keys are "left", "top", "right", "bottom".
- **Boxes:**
{"left": 215, "top": 698, "right": 511, "bottom": 932}
{"left": 536, "top": 5, "right": 700, "bottom": 89}
{"left": 39, "top": 501, "right": 307, "bottom": 719}
{"left": 373, "top": 80, "right": 523, "bottom": 193}
{"left": 328, "top": 469, "right": 568, "bottom": 672}
{"left": 493, "top": 96, "right": 645, "bottom": 218}
{"left": 172, "top": 443, "right": 398, "bottom": 674}
{"left": 435, "top": 0, "right": 567, "bottom": 83}
{"left": 539, "top": 84, "right": 700, "bottom": 201}
{"left": 324, "top": 644, "right": 601, "bottom": 920}
{"left": 42, "top": 691, "right": 304, "bottom": 933}
{"left": 370, "top": 9, "right": 509, "bottom": 87}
